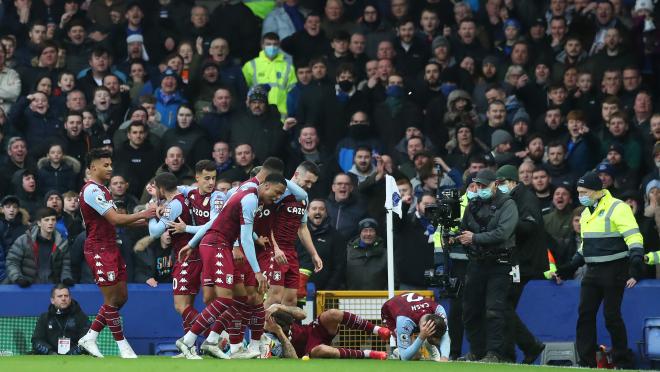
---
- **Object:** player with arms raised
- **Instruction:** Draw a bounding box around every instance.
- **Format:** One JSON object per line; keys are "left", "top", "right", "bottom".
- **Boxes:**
{"left": 76, "top": 149, "right": 157, "bottom": 358}
{"left": 381, "top": 292, "right": 450, "bottom": 361}
{"left": 175, "top": 174, "right": 288, "bottom": 359}
{"left": 264, "top": 304, "right": 390, "bottom": 359}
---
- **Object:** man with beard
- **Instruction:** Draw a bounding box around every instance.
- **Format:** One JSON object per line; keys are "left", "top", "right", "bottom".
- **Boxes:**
{"left": 531, "top": 167, "right": 554, "bottom": 215}
{"left": 411, "top": 62, "right": 443, "bottom": 110}
{"left": 535, "top": 106, "right": 567, "bottom": 144}
{"left": 544, "top": 185, "right": 575, "bottom": 265}
{"left": 297, "top": 199, "right": 346, "bottom": 291}
{"left": 113, "top": 121, "right": 160, "bottom": 197}
{"left": 523, "top": 134, "right": 544, "bottom": 166}
{"left": 545, "top": 142, "right": 578, "bottom": 187}
{"left": 58, "top": 111, "right": 92, "bottom": 166}
{"left": 348, "top": 147, "right": 376, "bottom": 186}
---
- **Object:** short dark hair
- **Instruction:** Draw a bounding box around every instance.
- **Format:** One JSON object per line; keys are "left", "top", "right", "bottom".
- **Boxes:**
{"left": 264, "top": 173, "right": 287, "bottom": 187}
{"left": 35, "top": 207, "right": 57, "bottom": 221}
{"left": 272, "top": 310, "right": 294, "bottom": 334}
{"left": 90, "top": 45, "right": 111, "bottom": 59}
{"left": 154, "top": 172, "right": 178, "bottom": 192}
{"left": 50, "top": 283, "right": 70, "bottom": 297}
{"left": 425, "top": 314, "right": 447, "bottom": 338}
{"left": 547, "top": 141, "right": 566, "bottom": 151}
{"left": 86, "top": 148, "right": 112, "bottom": 167}
{"left": 297, "top": 161, "right": 320, "bottom": 177}
{"left": 127, "top": 120, "right": 147, "bottom": 132}
{"left": 261, "top": 157, "right": 285, "bottom": 175}
{"left": 262, "top": 32, "right": 280, "bottom": 42}
{"left": 195, "top": 160, "right": 216, "bottom": 174}
{"left": 354, "top": 146, "right": 372, "bottom": 156}
{"left": 66, "top": 110, "right": 83, "bottom": 121}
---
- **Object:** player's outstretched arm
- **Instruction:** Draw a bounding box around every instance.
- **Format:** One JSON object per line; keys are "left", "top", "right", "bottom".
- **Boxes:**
{"left": 298, "top": 223, "right": 322, "bottom": 272}
{"left": 105, "top": 205, "right": 156, "bottom": 226}
{"left": 285, "top": 179, "right": 308, "bottom": 202}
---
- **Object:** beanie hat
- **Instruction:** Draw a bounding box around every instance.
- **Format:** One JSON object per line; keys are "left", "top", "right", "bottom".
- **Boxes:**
{"left": 431, "top": 36, "right": 450, "bottom": 52}
{"left": 578, "top": 171, "right": 603, "bottom": 190}
{"left": 491, "top": 129, "right": 513, "bottom": 149}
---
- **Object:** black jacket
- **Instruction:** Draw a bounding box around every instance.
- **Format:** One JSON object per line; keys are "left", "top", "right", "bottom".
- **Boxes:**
{"left": 508, "top": 184, "right": 550, "bottom": 279}
{"left": 113, "top": 141, "right": 160, "bottom": 198}
{"left": 297, "top": 218, "right": 346, "bottom": 290}
{"left": 394, "top": 203, "right": 435, "bottom": 287}
{"left": 32, "top": 300, "right": 88, "bottom": 355}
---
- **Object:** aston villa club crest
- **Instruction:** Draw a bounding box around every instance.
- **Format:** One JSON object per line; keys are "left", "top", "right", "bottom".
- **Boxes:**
{"left": 273, "top": 271, "right": 282, "bottom": 281}
{"left": 203, "top": 197, "right": 209, "bottom": 207}
{"left": 107, "top": 271, "right": 116, "bottom": 281}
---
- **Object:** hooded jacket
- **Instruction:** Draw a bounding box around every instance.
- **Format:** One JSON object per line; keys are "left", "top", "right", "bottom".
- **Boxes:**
{"left": 161, "top": 122, "right": 212, "bottom": 166}
{"left": 11, "top": 170, "right": 42, "bottom": 217}
{"left": 6, "top": 226, "right": 71, "bottom": 284}
{"left": 36, "top": 156, "right": 81, "bottom": 195}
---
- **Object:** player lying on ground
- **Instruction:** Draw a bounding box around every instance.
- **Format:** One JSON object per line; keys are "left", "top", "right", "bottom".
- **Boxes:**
{"left": 263, "top": 304, "right": 390, "bottom": 360}
{"left": 381, "top": 293, "right": 450, "bottom": 361}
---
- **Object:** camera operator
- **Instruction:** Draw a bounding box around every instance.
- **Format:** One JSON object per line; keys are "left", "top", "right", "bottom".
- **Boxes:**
{"left": 495, "top": 165, "right": 547, "bottom": 364}
{"left": 457, "top": 169, "right": 518, "bottom": 363}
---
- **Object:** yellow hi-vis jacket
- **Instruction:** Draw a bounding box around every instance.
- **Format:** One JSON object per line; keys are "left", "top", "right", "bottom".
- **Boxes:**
{"left": 242, "top": 51, "right": 297, "bottom": 119}
{"left": 577, "top": 190, "right": 644, "bottom": 264}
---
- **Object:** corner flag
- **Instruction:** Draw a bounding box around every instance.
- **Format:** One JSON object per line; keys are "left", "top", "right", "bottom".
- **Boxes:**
{"left": 384, "top": 174, "right": 402, "bottom": 218}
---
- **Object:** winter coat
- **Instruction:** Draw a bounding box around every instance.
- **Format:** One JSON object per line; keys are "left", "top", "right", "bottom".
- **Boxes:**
{"left": 160, "top": 123, "right": 212, "bottom": 166}
{"left": 32, "top": 300, "right": 88, "bottom": 355}
{"left": 36, "top": 156, "right": 81, "bottom": 195}
{"left": 393, "top": 204, "right": 435, "bottom": 287}
{"left": 345, "top": 235, "right": 387, "bottom": 290}
{"left": 11, "top": 170, "right": 42, "bottom": 218}
{"left": 296, "top": 218, "right": 346, "bottom": 290}
{"left": 509, "top": 184, "right": 550, "bottom": 279}
{"left": 112, "top": 141, "right": 161, "bottom": 198}
{"left": 154, "top": 88, "right": 188, "bottom": 129}
{"left": 198, "top": 108, "right": 236, "bottom": 144}
{"left": 325, "top": 193, "right": 368, "bottom": 240}
{"left": 8, "top": 96, "right": 63, "bottom": 157}
{"left": 6, "top": 226, "right": 72, "bottom": 284}
{"left": 228, "top": 105, "right": 288, "bottom": 163}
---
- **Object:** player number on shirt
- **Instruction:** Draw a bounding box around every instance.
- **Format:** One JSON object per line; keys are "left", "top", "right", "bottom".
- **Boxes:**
{"left": 403, "top": 293, "right": 424, "bottom": 303}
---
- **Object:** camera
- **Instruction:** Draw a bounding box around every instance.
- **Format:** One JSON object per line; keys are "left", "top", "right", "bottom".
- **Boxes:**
{"left": 423, "top": 187, "right": 463, "bottom": 298}
{"left": 424, "top": 188, "right": 461, "bottom": 228}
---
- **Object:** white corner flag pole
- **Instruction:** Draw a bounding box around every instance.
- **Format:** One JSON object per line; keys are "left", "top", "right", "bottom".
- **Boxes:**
{"left": 386, "top": 208, "right": 395, "bottom": 300}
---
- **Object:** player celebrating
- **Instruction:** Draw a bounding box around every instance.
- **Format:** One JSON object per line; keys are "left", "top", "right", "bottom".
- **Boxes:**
{"left": 76, "top": 149, "right": 157, "bottom": 358}
{"left": 174, "top": 160, "right": 226, "bottom": 306}
{"left": 175, "top": 174, "right": 288, "bottom": 359}
{"left": 147, "top": 172, "right": 216, "bottom": 338}
{"left": 381, "top": 293, "right": 450, "bottom": 361}
{"left": 264, "top": 304, "right": 390, "bottom": 359}
{"left": 264, "top": 161, "right": 324, "bottom": 309}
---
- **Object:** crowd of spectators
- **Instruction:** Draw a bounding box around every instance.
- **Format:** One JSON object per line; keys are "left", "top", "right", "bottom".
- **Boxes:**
{"left": 1, "top": 0, "right": 660, "bottom": 290}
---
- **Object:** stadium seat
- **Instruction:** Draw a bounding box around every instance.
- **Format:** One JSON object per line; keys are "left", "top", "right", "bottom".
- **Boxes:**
{"left": 154, "top": 343, "right": 179, "bottom": 356}
{"left": 642, "top": 317, "right": 660, "bottom": 369}
{"left": 540, "top": 342, "right": 578, "bottom": 366}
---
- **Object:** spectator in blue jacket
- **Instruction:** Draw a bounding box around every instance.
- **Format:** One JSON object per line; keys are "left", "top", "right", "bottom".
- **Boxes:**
{"left": 154, "top": 68, "right": 188, "bottom": 128}
{"left": 8, "top": 91, "right": 62, "bottom": 158}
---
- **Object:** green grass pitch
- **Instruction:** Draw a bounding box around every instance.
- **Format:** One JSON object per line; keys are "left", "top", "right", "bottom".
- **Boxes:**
{"left": 0, "top": 356, "right": 637, "bottom": 372}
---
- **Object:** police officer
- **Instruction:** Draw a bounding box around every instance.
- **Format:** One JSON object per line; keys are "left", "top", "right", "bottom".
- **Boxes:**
{"left": 555, "top": 171, "right": 644, "bottom": 369}
{"left": 495, "top": 165, "right": 547, "bottom": 363}
{"left": 458, "top": 169, "right": 519, "bottom": 363}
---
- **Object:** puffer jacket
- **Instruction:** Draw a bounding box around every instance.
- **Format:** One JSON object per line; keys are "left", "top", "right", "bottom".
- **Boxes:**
{"left": 345, "top": 235, "right": 387, "bottom": 290}
{"left": 6, "top": 226, "right": 71, "bottom": 284}
{"left": 36, "top": 156, "right": 81, "bottom": 194}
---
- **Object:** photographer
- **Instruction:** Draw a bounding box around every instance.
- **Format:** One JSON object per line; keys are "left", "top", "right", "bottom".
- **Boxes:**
{"left": 458, "top": 169, "right": 518, "bottom": 363}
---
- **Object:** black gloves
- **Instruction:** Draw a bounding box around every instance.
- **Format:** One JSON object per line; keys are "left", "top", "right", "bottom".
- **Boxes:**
{"left": 555, "top": 263, "right": 578, "bottom": 280}
{"left": 629, "top": 255, "right": 644, "bottom": 281}
{"left": 15, "top": 278, "right": 31, "bottom": 288}
{"left": 62, "top": 278, "right": 76, "bottom": 287}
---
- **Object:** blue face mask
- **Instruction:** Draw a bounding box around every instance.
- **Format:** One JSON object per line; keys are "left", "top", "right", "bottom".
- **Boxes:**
{"left": 478, "top": 188, "right": 493, "bottom": 200}
{"left": 497, "top": 184, "right": 510, "bottom": 194}
{"left": 264, "top": 45, "right": 279, "bottom": 58}
{"left": 440, "top": 83, "right": 457, "bottom": 97}
{"left": 579, "top": 195, "right": 594, "bottom": 207}
{"left": 385, "top": 85, "right": 404, "bottom": 98}
{"left": 466, "top": 190, "right": 478, "bottom": 200}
